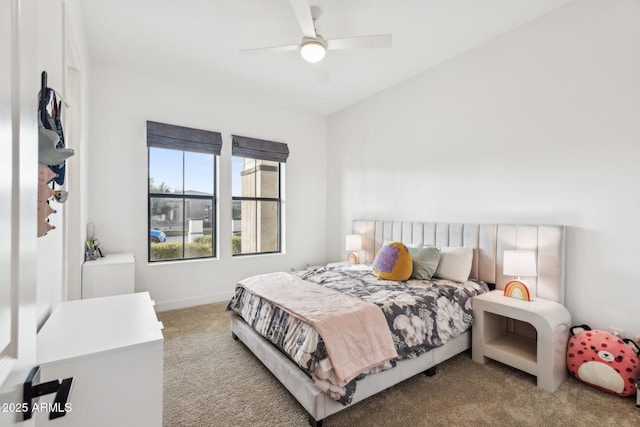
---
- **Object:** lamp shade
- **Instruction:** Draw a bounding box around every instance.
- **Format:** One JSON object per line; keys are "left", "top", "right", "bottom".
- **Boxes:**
{"left": 503, "top": 250, "right": 537, "bottom": 277}
{"left": 345, "top": 235, "right": 362, "bottom": 251}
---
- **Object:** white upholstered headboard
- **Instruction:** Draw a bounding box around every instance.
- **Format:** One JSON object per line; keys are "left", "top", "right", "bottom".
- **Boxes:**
{"left": 352, "top": 220, "right": 566, "bottom": 304}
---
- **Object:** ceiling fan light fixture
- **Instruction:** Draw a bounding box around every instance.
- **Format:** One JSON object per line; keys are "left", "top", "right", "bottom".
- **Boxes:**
{"left": 300, "top": 40, "right": 326, "bottom": 63}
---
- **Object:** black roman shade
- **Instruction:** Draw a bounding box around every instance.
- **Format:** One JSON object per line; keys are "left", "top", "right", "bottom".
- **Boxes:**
{"left": 147, "top": 121, "right": 222, "bottom": 155}
{"left": 231, "top": 135, "right": 289, "bottom": 163}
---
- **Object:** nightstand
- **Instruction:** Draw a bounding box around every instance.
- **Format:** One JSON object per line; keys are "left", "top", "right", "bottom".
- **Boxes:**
{"left": 472, "top": 290, "right": 572, "bottom": 392}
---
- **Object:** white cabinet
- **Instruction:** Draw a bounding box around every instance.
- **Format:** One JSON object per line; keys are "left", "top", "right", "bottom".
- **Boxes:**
{"left": 82, "top": 253, "right": 135, "bottom": 298}
{"left": 35, "top": 292, "right": 164, "bottom": 426}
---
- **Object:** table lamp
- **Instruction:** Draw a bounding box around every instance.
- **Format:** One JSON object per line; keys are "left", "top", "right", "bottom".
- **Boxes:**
{"left": 345, "top": 235, "right": 362, "bottom": 264}
{"left": 503, "top": 250, "right": 537, "bottom": 301}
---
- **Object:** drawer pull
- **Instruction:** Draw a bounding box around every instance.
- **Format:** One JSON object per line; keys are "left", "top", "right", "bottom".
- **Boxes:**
{"left": 23, "top": 366, "right": 74, "bottom": 420}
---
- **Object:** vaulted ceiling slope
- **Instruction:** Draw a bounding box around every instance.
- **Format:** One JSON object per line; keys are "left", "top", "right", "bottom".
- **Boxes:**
{"left": 80, "top": 0, "right": 574, "bottom": 116}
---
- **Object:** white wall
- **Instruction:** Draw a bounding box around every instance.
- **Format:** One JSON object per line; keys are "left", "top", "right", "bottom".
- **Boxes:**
{"left": 327, "top": 0, "right": 640, "bottom": 338}
{"left": 87, "top": 62, "right": 327, "bottom": 310}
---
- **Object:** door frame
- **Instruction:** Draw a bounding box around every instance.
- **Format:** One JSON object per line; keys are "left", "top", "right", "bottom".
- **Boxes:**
{"left": 0, "top": 0, "right": 40, "bottom": 425}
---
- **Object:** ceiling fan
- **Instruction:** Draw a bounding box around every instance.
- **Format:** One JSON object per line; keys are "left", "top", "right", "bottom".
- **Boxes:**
{"left": 239, "top": 0, "right": 392, "bottom": 82}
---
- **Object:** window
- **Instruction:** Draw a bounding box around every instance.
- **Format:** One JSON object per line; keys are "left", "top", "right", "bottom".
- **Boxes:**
{"left": 147, "top": 121, "right": 221, "bottom": 262}
{"left": 231, "top": 135, "right": 289, "bottom": 256}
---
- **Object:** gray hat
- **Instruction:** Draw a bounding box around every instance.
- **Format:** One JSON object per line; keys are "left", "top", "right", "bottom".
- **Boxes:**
{"left": 39, "top": 123, "right": 74, "bottom": 166}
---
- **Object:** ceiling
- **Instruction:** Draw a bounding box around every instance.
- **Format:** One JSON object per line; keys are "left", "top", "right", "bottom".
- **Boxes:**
{"left": 79, "top": 0, "right": 574, "bottom": 116}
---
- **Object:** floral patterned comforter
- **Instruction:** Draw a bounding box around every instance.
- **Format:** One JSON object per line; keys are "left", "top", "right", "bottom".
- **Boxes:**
{"left": 226, "top": 263, "right": 489, "bottom": 404}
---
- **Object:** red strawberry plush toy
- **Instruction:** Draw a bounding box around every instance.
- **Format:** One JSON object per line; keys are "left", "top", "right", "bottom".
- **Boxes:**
{"left": 567, "top": 325, "right": 640, "bottom": 397}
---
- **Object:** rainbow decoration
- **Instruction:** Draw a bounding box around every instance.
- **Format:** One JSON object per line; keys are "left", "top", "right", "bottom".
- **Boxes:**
{"left": 503, "top": 280, "right": 532, "bottom": 301}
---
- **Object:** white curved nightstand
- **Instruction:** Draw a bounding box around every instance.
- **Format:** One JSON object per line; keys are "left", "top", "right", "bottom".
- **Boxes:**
{"left": 472, "top": 290, "right": 572, "bottom": 392}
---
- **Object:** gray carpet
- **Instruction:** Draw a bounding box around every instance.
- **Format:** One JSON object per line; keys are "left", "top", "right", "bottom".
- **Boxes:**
{"left": 158, "top": 302, "right": 640, "bottom": 427}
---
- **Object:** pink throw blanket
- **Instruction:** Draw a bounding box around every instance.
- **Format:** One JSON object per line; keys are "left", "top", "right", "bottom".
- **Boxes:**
{"left": 237, "top": 272, "right": 398, "bottom": 386}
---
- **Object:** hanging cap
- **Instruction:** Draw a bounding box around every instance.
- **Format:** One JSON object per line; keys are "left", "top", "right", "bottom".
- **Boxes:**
{"left": 39, "top": 124, "right": 74, "bottom": 166}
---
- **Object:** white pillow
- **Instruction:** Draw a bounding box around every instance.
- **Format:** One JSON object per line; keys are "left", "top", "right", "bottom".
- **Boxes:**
{"left": 434, "top": 246, "right": 473, "bottom": 283}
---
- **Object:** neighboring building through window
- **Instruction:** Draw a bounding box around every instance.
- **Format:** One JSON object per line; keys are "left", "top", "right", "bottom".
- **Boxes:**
{"left": 147, "top": 121, "right": 221, "bottom": 262}
{"left": 231, "top": 135, "right": 289, "bottom": 256}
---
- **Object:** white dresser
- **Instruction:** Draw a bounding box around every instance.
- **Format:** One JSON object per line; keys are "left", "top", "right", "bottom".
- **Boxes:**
{"left": 35, "top": 292, "right": 164, "bottom": 426}
{"left": 82, "top": 253, "right": 135, "bottom": 298}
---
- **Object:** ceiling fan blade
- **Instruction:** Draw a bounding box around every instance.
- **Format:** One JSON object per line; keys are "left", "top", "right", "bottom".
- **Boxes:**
{"left": 326, "top": 34, "right": 392, "bottom": 50}
{"left": 289, "top": 0, "right": 317, "bottom": 39}
{"left": 312, "top": 61, "right": 330, "bottom": 84}
{"left": 239, "top": 44, "right": 300, "bottom": 55}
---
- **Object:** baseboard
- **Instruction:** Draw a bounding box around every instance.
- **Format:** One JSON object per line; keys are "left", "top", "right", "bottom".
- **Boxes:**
{"left": 154, "top": 292, "right": 231, "bottom": 312}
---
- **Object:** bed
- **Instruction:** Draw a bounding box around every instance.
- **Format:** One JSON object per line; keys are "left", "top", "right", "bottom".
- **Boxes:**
{"left": 227, "top": 220, "right": 566, "bottom": 426}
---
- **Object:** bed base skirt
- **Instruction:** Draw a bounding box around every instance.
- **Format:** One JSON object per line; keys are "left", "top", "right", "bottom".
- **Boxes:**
{"left": 230, "top": 314, "right": 471, "bottom": 426}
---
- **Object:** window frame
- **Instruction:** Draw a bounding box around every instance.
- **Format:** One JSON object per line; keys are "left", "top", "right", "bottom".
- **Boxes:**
{"left": 147, "top": 121, "right": 221, "bottom": 263}
{"left": 231, "top": 158, "right": 283, "bottom": 256}
{"left": 231, "top": 134, "right": 289, "bottom": 257}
